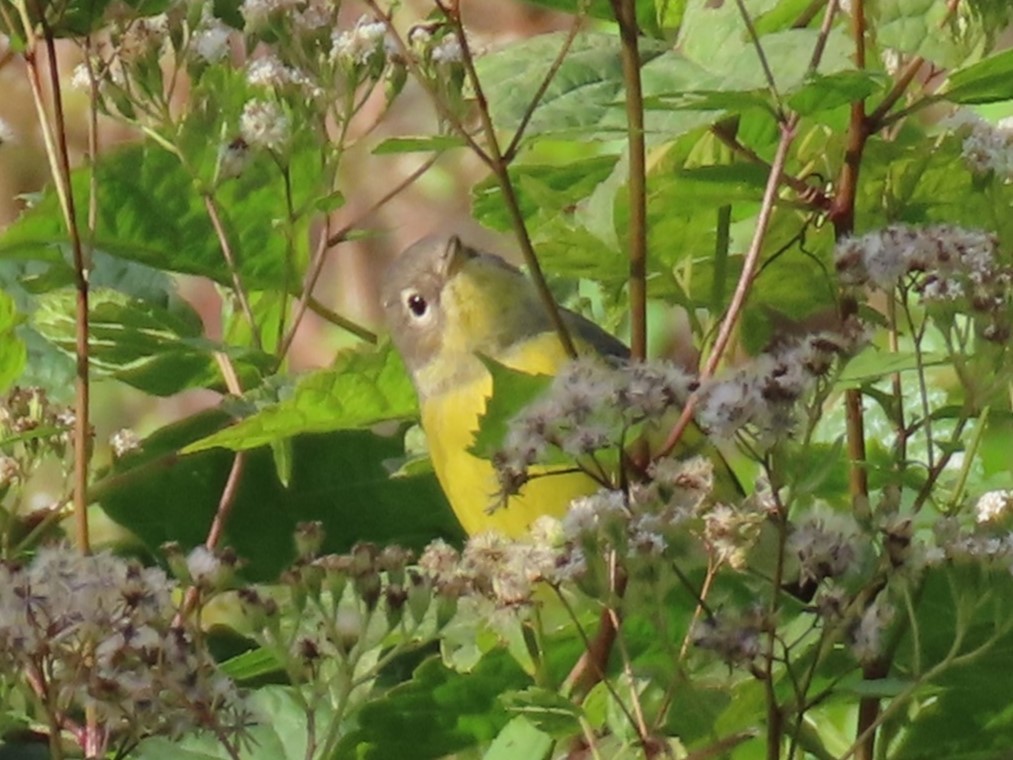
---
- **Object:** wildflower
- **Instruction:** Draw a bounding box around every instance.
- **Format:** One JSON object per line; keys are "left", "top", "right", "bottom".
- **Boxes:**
{"left": 834, "top": 223, "right": 1001, "bottom": 292}
{"left": 246, "top": 55, "right": 322, "bottom": 97}
{"left": 330, "top": 16, "right": 387, "bottom": 67}
{"left": 561, "top": 489, "right": 628, "bottom": 541}
{"left": 789, "top": 509, "right": 863, "bottom": 585}
{"left": 239, "top": 99, "right": 290, "bottom": 151}
{"left": 191, "top": 17, "right": 232, "bottom": 64}
{"left": 418, "top": 538, "right": 460, "bottom": 585}
{"left": 184, "top": 543, "right": 235, "bottom": 591}
{"left": 431, "top": 34, "right": 463, "bottom": 64}
{"left": 240, "top": 0, "right": 297, "bottom": 32}
{"left": 696, "top": 327, "right": 860, "bottom": 441}
{"left": 0, "top": 546, "right": 244, "bottom": 743}
{"left": 70, "top": 63, "right": 94, "bottom": 92}
{"left": 692, "top": 606, "right": 769, "bottom": 668}
{"left": 975, "top": 490, "right": 1012, "bottom": 523}
{"left": 850, "top": 598, "right": 895, "bottom": 664}
{"left": 947, "top": 111, "right": 1013, "bottom": 181}
{"left": 110, "top": 428, "right": 141, "bottom": 458}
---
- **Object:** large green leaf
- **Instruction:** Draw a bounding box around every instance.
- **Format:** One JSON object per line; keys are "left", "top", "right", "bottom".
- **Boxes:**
{"left": 472, "top": 156, "right": 619, "bottom": 233}
{"left": 94, "top": 409, "right": 462, "bottom": 581}
{"left": 130, "top": 687, "right": 324, "bottom": 760}
{"left": 184, "top": 343, "right": 417, "bottom": 453}
{"left": 0, "top": 138, "right": 316, "bottom": 289}
{"left": 945, "top": 47, "right": 1013, "bottom": 104}
{"left": 874, "top": 0, "right": 982, "bottom": 69}
{"left": 333, "top": 654, "right": 530, "bottom": 760}
{"left": 33, "top": 288, "right": 270, "bottom": 396}
{"left": 475, "top": 32, "right": 716, "bottom": 140}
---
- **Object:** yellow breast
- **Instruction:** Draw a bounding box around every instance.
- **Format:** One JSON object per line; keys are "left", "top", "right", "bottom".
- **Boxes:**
{"left": 421, "top": 332, "right": 600, "bottom": 537}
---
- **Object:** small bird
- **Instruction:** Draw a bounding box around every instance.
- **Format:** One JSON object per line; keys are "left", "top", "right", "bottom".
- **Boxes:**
{"left": 381, "top": 235, "right": 627, "bottom": 537}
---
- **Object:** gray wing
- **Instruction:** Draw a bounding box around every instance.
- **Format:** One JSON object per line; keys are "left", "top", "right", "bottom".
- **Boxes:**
{"left": 562, "top": 308, "right": 630, "bottom": 360}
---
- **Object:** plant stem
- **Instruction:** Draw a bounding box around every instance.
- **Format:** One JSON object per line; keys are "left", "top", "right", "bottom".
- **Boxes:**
{"left": 203, "top": 193, "right": 263, "bottom": 351}
{"left": 660, "top": 117, "right": 798, "bottom": 456}
{"left": 610, "top": 0, "right": 648, "bottom": 360}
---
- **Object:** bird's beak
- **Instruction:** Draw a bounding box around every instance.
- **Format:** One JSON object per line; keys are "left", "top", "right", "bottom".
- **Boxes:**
{"left": 440, "top": 235, "right": 476, "bottom": 280}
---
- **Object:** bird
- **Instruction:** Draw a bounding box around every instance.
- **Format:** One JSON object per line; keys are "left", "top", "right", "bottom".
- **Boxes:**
{"left": 381, "top": 235, "right": 733, "bottom": 537}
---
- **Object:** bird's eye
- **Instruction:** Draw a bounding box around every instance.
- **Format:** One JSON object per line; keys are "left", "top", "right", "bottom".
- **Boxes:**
{"left": 406, "top": 292, "right": 428, "bottom": 319}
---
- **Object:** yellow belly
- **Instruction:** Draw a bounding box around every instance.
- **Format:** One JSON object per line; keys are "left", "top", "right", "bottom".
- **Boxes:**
{"left": 421, "top": 334, "right": 600, "bottom": 537}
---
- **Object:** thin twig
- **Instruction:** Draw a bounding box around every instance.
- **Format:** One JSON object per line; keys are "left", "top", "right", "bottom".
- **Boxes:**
{"left": 443, "top": 3, "right": 578, "bottom": 358}
{"left": 202, "top": 194, "right": 263, "bottom": 351}
{"left": 306, "top": 297, "right": 377, "bottom": 343}
{"left": 175, "top": 451, "right": 247, "bottom": 622}
{"left": 20, "top": 4, "right": 93, "bottom": 555}
{"left": 660, "top": 117, "right": 799, "bottom": 456}
{"left": 504, "top": 17, "right": 582, "bottom": 163}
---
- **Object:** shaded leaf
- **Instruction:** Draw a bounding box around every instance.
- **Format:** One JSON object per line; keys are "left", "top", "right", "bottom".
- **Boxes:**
{"left": 184, "top": 343, "right": 417, "bottom": 453}
{"left": 94, "top": 409, "right": 462, "bottom": 581}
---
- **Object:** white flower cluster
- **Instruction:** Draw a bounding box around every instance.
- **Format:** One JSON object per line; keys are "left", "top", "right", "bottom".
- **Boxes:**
{"left": 191, "top": 16, "right": 233, "bottom": 64}
{"left": 0, "top": 546, "right": 245, "bottom": 741}
{"left": 239, "top": 0, "right": 299, "bottom": 32}
{"left": 110, "top": 427, "right": 141, "bottom": 458}
{"left": 932, "top": 516, "right": 1013, "bottom": 571}
{"left": 496, "top": 358, "right": 695, "bottom": 495}
{"left": 246, "top": 54, "right": 322, "bottom": 97}
{"left": 835, "top": 223, "right": 1001, "bottom": 294}
{"left": 946, "top": 111, "right": 1013, "bottom": 181}
{"left": 239, "top": 99, "right": 290, "bottom": 151}
{"left": 430, "top": 35, "right": 463, "bottom": 64}
{"left": 695, "top": 327, "right": 862, "bottom": 441}
{"left": 975, "top": 490, "right": 1012, "bottom": 523}
{"left": 117, "top": 13, "right": 170, "bottom": 62}
{"left": 691, "top": 605, "right": 770, "bottom": 668}
{"left": 330, "top": 16, "right": 387, "bottom": 67}
{"left": 849, "top": 598, "right": 895, "bottom": 664}
{"left": 788, "top": 509, "right": 864, "bottom": 585}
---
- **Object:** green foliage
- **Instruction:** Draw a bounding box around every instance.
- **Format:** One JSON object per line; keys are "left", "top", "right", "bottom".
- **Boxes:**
{"left": 2, "top": 0, "right": 1013, "bottom": 758}
{"left": 94, "top": 410, "right": 462, "bottom": 580}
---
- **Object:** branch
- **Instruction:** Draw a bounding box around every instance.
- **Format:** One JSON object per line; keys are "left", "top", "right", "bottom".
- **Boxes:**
{"left": 660, "top": 117, "right": 799, "bottom": 456}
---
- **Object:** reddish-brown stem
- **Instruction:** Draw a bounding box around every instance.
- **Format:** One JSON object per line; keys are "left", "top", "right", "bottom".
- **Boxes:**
{"left": 176, "top": 451, "right": 247, "bottom": 622}
{"left": 27, "top": 15, "right": 92, "bottom": 555}
{"left": 660, "top": 117, "right": 798, "bottom": 457}
{"left": 610, "top": 0, "right": 648, "bottom": 360}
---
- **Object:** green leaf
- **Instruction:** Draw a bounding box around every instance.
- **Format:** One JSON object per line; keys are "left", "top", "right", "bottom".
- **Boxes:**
{"left": 837, "top": 348, "right": 951, "bottom": 386}
{"left": 130, "top": 687, "right": 322, "bottom": 760}
{"left": 220, "top": 647, "right": 283, "bottom": 681}
{"left": 500, "top": 687, "right": 583, "bottom": 737}
{"left": 183, "top": 343, "right": 417, "bottom": 453}
{"left": 470, "top": 358, "right": 553, "bottom": 459}
{"left": 0, "top": 139, "right": 316, "bottom": 289}
{"left": 373, "top": 135, "right": 469, "bottom": 154}
{"left": 787, "top": 70, "right": 890, "bottom": 115}
{"left": 874, "top": 0, "right": 975, "bottom": 68}
{"left": 33, "top": 287, "right": 270, "bottom": 396}
{"left": 334, "top": 654, "right": 530, "bottom": 759}
{"left": 0, "top": 289, "right": 26, "bottom": 393}
{"left": 945, "top": 47, "right": 1013, "bottom": 104}
{"left": 475, "top": 32, "right": 715, "bottom": 140}
{"left": 483, "top": 716, "right": 553, "bottom": 760}
{"left": 472, "top": 156, "right": 619, "bottom": 233}
{"left": 94, "top": 409, "right": 462, "bottom": 581}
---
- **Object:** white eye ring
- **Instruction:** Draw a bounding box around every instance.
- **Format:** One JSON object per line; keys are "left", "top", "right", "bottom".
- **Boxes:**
{"left": 403, "top": 289, "right": 431, "bottom": 322}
